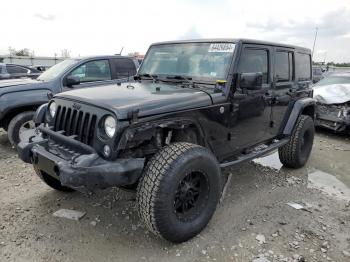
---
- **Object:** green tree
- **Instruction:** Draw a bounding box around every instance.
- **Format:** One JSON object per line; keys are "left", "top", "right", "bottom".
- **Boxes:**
{"left": 15, "top": 48, "right": 30, "bottom": 56}
{"left": 326, "top": 62, "right": 350, "bottom": 67}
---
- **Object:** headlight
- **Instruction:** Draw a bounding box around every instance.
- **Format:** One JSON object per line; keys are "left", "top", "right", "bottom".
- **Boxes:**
{"left": 104, "top": 116, "right": 117, "bottom": 138}
{"left": 49, "top": 102, "right": 57, "bottom": 118}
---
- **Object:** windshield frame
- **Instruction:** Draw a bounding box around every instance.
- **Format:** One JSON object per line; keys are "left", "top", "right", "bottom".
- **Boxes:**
{"left": 37, "top": 59, "right": 79, "bottom": 82}
{"left": 138, "top": 42, "right": 236, "bottom": 84}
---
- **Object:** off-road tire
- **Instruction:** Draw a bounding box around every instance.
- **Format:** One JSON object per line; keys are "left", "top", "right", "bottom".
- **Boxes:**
{"left": 2, "top": 120, "right": 9, "bottom": 132}
{"left": 279, "top": 115, "right": 314, "bottom": 168}
{"left": 7, "top": 111, "right": 35, "bottom": 147}
{"left": 34, "top": 168, "right": 75, "bottom": 192}
{"left": 137, "top": 142, "right": 221, "bottom": 243}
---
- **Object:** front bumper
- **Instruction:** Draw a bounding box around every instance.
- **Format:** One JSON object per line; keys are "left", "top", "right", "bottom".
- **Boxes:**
{"left": 315, "top": 104, "right": 350, "bottom": 132}
{"left": 17, "top": 126, "right": 145, "bottom": 193}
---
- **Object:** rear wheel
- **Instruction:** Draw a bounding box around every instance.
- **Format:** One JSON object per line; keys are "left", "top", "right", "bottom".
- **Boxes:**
{"left": 7, "top": 111, "right": 35, "bottom": 147}
{"left": 34, "top": 167, "right": 75, "bottom": 192}
{"left": 137, "top": 142, "right": 221, "bottom": 243}
{"left": 279, "top": 115, "right": 314, "bottom": 168}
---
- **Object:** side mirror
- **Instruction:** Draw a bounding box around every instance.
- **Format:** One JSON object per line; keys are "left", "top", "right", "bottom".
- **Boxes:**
{"left": 238, "top": 72, "right": 263, "bottom": 90}
{"left": 66, "top": 75, "right": 80, "bottom": 87}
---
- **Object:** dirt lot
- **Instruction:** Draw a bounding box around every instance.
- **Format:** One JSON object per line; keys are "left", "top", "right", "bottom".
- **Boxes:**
{"left": 0, "top": 128, "right": 350, "bottom": 262}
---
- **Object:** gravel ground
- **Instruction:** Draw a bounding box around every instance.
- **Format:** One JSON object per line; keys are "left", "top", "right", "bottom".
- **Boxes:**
{"left": 0, "top": 128, "right": 350, "bottom": 262}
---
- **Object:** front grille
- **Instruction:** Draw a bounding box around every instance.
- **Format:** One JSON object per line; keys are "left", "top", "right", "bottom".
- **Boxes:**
{"left": 53, "top": 105, "right": 97, "bottom": 146}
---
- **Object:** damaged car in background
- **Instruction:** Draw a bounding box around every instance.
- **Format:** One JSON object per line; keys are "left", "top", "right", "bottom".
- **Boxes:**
{"left": 313, "top": 72, "right": 350, "bottom": 132}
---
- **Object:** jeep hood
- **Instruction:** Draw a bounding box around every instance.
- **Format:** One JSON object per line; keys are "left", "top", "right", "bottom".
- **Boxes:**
{"left": 313, "top": 84, "right": 350, "bottom": 105}
{"left": 58, "top": 82, "right": 213, "bottom": 119}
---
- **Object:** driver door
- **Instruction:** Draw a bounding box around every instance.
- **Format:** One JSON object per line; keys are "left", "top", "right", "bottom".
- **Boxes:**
{"left": 62, "top": 59, "right": 114, "bottom": 92}
{"left": 227, "top": 45, "right": 273, "bottom": 152}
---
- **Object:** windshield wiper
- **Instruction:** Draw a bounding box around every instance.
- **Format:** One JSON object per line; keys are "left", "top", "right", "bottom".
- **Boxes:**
{"left": 166, "top": 75, "right": 192, "bottom": 81}
{"left": 164, "top": 75, "right": 218, "bottom": 89}
{"left": 134, "top": 73, "right": 158, "bottom": 81}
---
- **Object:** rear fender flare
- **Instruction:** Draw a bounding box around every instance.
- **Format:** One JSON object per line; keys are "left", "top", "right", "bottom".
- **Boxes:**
{"left": 282, "top": 98, "right": 316, "bottom": 135}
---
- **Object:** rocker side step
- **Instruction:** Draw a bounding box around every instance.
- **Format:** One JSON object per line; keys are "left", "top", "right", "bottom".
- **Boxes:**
{"left": 219, "top": 138, "right": 289, "bottom": 168}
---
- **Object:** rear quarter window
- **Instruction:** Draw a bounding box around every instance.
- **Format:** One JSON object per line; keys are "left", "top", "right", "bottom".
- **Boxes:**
{"left": 295, "top": 53, "right": 311, "bottom": 81}
{"left": 6, "top": 65, "right": 29, "bottom": 74}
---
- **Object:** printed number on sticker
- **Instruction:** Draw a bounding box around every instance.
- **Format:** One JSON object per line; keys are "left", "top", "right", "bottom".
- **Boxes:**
{"left": 208, "top": 43, "right": 235, "bottom": 53}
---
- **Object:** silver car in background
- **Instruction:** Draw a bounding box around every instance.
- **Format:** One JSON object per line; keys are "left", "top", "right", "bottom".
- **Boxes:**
{"left": 313, "top": 72, "right": 350, "bottom": 132}
{"left": 0, "top": 63, "right": 41, "bottom": 80}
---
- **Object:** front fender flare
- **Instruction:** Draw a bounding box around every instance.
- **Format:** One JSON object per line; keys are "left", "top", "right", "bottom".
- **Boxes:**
{"left": 34, "top": 103, "right": 48, "bottom": 126}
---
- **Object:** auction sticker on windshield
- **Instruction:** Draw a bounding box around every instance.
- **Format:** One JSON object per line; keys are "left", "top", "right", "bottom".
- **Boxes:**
{"left": 208, "top": 43, "right": 235, "bottom": 53}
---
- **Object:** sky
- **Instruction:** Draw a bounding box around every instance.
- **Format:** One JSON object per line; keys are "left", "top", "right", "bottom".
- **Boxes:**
{"left": 1, "top": 0, "right": 350, "bottom": 62}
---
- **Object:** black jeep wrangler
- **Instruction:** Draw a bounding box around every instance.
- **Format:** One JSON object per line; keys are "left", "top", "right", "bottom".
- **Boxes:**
{"left": 18, "top": 39, "right": 315, "bottom": 243}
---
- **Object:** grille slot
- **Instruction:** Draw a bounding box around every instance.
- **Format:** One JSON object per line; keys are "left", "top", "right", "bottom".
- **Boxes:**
{"left": 53, "top": 105, "right": 97, "bottom": 146}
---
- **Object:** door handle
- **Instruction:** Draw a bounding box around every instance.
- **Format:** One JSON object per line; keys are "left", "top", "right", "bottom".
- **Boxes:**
{"left": 286, "top": 88, "right": 298, "bottom": 96}
{"left": 264, "top": 93, "right": 278, "bottom": 103}
{"left": 264, "top": 92, "right": 274, "bottom": 99}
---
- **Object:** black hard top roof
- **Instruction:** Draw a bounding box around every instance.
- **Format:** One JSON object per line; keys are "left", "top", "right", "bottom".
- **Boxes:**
{"left": 151, "top": 38, "right": 311, "bottom": 53}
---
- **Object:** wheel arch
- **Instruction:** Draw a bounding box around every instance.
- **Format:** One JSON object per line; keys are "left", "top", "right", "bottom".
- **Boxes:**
{"left": 282, "top": 98, "right": 316, "bottom": 136}
{"left": 116, "top": 117, "right": 207, "bottom": 153}
{"left": 1, "top": 104, "right": 41, "bottom": 130}
{"left": 301, "top": 104, "right": 315, "bottom": 120}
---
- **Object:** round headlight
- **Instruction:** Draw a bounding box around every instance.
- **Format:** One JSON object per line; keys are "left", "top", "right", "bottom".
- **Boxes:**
{"left": 49, "top": 102, "right": 57, "bottom": 118}
{"left": 104, "top": 116, "right": 116, "bottom": 138}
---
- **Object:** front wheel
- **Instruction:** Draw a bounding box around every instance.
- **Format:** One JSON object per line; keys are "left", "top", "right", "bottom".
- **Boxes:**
{"left": 137, "top": 142, "right": 221, "bottom": 243}
{"left": 279, "top": 115, "right": 315, "bottom": 168}
{"left": 7, "top": 111, "right": 35, "bottom": 147}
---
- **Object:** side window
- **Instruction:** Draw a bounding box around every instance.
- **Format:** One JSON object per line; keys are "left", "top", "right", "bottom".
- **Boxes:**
{"left": 112, "top": 58, "right": 136, "bottom": 79}
{"left": 6, "top": 65, "right": 28, "bottom": 74}
{"left": 238, "top": 48, "right": 269, "bottom": 83}
{"left": 295, "top": 53, "right": 311, "bottom": 81}
{"left": 275, "top": 51, "right": 291, "bottom": 82}
{"left": 70, "top": 60, "right": 111, "bottom": 82}
{"left": 29, "top": 68, "right": 40, "bottom": 73}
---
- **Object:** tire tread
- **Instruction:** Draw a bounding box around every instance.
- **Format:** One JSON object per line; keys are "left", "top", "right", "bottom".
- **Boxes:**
{"left": 136, "top": 142, "right": 200, "bottom": 236}
{"left": 7, "top": 111, "right": 35, "bottom": 147}
{"left": 278, "top": 115, "right": 313, "bottom": 168}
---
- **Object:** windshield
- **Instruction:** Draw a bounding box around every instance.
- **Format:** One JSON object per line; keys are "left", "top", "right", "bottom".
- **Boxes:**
{"left": 138, "top": 42, "right": 235, "bottom": 81}
{"left": 314, "top": 75, "right": 350, "bottom": 87}
{"left": 37, "top": 59, "right": 79, "bottom": 81}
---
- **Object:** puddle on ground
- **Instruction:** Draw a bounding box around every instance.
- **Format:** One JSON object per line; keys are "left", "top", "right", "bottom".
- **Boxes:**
{"left": 253, "top": 151, "right": 350, "bottom": 201}
{"left": 253, "top": 152, "right": 283, "bottom": 171}
{"left": 307, "top": 169, "right": 350, "bottom": 201}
